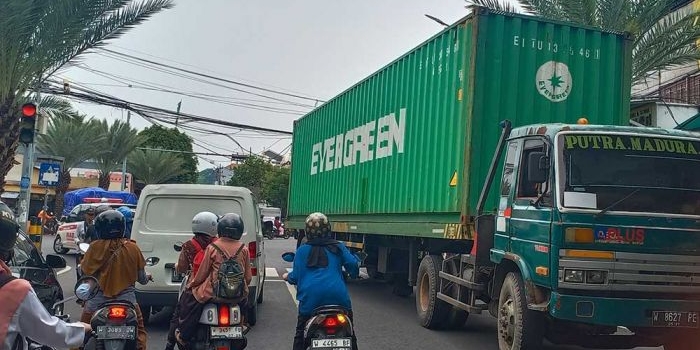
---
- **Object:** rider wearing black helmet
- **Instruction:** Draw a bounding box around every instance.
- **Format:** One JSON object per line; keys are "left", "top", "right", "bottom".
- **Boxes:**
{"left": 176, "top": 213, "right": 253, "bottom": 346}
{"left": 0, "top": 201, "right": 91, "bottom": 349}
{"left": 79, "top": 210, "right": 152, "bottom": 350}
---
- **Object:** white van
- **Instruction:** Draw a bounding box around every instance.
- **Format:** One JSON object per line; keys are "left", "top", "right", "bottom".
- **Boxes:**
{"left": 131, "top": 184, "right": 266, "bottom": 325}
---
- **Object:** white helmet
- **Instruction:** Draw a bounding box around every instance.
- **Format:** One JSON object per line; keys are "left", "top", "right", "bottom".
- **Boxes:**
{"left": 191, "top": 211, "right": 218, "bottom": 237}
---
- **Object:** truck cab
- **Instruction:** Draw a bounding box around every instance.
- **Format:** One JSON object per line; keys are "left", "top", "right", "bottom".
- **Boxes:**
{"left": 440, "top": 120, "right": 700, "bottom": 350}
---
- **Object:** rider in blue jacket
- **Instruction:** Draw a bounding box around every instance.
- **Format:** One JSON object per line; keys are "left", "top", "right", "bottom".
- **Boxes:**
{"left": 285, "top": 212, "right": 359, "bottom": 350}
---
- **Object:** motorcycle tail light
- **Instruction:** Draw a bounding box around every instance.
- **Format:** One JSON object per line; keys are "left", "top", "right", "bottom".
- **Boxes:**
{"left": 218, "top": 304, "right": 230, "bottom": 326}
{"left": 249, "top": 241, "right": 257, "bottom": 276}
{"left": 108, "top": 306, "right": 127, "bottom": 320}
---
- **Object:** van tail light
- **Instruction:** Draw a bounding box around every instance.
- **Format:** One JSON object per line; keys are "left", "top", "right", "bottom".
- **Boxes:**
{"left": 218, "top": 304, "right": 230, "bottom": 326}
{"left": 249, "top": 242, "right": 257, "bottom": 276}
{"left": 108, "top": 306, "right": 127, "bottom": 320}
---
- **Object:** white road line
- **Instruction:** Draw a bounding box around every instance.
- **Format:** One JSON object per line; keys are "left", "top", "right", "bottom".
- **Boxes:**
{"left": 285, "top": 281, "right": 299, "bottom": 307}
{"left": 286, "top": 267, "right": 293, "bottom": 273}
{"left": 265, "top": 267, "right": 279, "bottom": 278}
{"left": 56, "top": 266, "right": 71, "bottom": 276}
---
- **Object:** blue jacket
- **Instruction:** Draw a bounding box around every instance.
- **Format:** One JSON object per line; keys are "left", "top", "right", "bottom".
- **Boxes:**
{"left": 287, "top": 243, "right": 359, "bottom": 316}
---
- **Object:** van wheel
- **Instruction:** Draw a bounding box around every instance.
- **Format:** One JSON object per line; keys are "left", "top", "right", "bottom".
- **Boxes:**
{"left": 497, "top": 272, "right": 544, "bottom": 350}
{"left": 415, "top": 255, "right": 448, "bottom": 329}
{"left": 248, "top": 299, "right": 258, "bottom": 326}
{"left": 140, "top": 304, "right": 152, "bottom": 324}
{"left": 257, "top": 283, "right": 264, "bottom": 304}
{"left": 53, "top": 236, "right": 69, "bottom": 254}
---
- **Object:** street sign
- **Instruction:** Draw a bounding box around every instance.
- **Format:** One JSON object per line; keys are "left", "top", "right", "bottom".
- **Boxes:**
{"left": 20, "top": 176, "right": 30, "bottom": 189}
{"left": 38, "top": 163, "right": 61, "bottom": 187}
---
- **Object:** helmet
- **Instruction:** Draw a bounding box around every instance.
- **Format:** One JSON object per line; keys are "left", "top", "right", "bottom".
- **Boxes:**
{"left": 192, "top": 211, "right": 218, "bottom": 237}
{"left": 94, "top": 205, "right": 111, "bottom": 215}
{"left": 217, "top": 213, "right": 244, "bottom": 239}
{"left": 0, "top": 201, "right": 18, "bottom": 260}
{"left": 94, "top": 210, "right": 126, "bottom": 240}
{"left": 304, "top": 212, "right": 331, "bottom": 239}
{"left": 116, "top": 206, "right": 133, "bottom": 222}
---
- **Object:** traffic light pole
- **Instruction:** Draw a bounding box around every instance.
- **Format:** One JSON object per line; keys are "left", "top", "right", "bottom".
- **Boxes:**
{"left": 17, "top": 142, "right": 35, "bottom": 228}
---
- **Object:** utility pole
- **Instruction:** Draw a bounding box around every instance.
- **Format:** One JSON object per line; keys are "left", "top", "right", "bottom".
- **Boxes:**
{"left": 121, "top": 111, "right": 131, "bottom": 191}
{"left": 175, "top": 101, "right": 182, "bottom": 127}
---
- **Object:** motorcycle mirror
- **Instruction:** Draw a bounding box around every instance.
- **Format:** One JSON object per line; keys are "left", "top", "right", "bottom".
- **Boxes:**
{"left": 281, "top": 252, "right": 295, "bottom": 262}
{"left": 174, "top": 242, "right": 183, "bottom": 252}
{"left": 78, "top": 243, "right": 90, "bottom": 253}
{"left": 145, "top": 257, "right": 160, "bottom": 266}
{"left": 73, "top": 276, "right": 99, "bottom": 302}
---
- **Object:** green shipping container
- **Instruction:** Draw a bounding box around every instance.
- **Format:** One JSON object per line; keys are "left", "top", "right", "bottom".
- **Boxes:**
{"left": 287, "top": 8, "right": 632, "bottom": 239}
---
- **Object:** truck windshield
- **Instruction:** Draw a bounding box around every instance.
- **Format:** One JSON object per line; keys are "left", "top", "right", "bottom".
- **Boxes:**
{"left": 558, "top": 132, "right": 700, "bottom": 216}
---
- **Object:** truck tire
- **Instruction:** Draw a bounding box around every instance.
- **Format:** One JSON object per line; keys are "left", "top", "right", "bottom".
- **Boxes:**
{"left": 415, "top": 255, "right": 449, "bottom": 329}
{"left": 664, "top": 334, "right": 700, "bottom": 350}
{"left": 497, "top": 272, "right": 544, "bottom": 350}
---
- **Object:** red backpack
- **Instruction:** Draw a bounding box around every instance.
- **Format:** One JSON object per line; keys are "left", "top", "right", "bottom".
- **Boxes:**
{"left": 191, "top": 238, "right": 215, "bottom": 277}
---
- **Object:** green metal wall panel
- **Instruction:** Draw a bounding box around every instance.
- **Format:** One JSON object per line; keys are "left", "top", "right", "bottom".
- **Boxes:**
{"left": 287, "top": 9, "right": 632, "bottom": 236}
{"left": 467, "top": 10, "right": 632, "bottom": 216}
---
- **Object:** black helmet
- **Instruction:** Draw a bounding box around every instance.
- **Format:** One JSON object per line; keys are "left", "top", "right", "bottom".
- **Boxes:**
{"left": 0, "top": 201, "right": 18, "bottom": 261}
{"left": 217, "top": 213, "right": 244, "bottom": 240}
{"left": 94, "top": 210, "right": 126, "bottom": 240}
{"left": 304, "top": 212, "right": 331, "bottom": 239}
{"left": 94, "top": 205, "right": 111, "bottom": 215}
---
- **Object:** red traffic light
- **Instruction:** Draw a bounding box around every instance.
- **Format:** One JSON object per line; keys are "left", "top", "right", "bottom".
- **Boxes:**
{"left": 22, "top": 103, "right": 36, "bottom": 117}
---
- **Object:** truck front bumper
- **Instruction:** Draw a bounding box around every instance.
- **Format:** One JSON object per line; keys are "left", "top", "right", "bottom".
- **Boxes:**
{"left": 550, "top": 292, "right": 700, "bottom": 328}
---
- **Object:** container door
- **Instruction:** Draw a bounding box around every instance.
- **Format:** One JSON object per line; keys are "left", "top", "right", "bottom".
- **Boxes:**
{"left": 509, "top": 137, "right": 553, "bottom": 287}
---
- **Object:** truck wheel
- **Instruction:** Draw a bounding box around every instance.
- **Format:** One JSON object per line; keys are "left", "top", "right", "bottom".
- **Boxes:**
{"left": 664, "top": 334, "right": 700, "bottom": 350}
{"left": 497, "top": 272, "right": 544, "bottom": 350}
{"left": 415, "top": 255, "right": 449, "bottom": 329}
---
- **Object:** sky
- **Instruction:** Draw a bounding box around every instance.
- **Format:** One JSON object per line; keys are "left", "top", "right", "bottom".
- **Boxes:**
{"left": 60, "top": 0, "right": 483, "bottom": 171}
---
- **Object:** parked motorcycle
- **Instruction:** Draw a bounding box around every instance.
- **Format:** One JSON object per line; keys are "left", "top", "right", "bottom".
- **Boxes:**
{"left": 75, "top": 244, "right": 158, "bottom": 350}
{"left": 281, "top": 252, "right": 360, "bottom": 350}
{"left": 174, "top": 242, "right": 248, "bottom": 350}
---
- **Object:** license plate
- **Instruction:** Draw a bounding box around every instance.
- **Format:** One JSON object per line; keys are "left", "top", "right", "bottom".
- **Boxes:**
{"left": 210, "top": 326, "right": 243, "bottom": 339}
{"left": 311, "top": 338, "right": 352, "bottom": 349}
{"left": 172, "top": 270, "right": 185, "bottom": 282}
{"left": 652, "top": 311, "right": 699, "bottom": 328}
{"left": 96, "top": 326, "right": 136, "bottom": 340}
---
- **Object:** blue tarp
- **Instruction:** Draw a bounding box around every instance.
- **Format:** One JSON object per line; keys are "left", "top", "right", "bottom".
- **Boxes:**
{"left": 62, "top": 187, "right": 138, "bottom": 216}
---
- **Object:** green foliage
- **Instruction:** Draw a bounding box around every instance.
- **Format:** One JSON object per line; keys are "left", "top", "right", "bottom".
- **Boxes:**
{"left": 37, "top": 116, "right": 106, "bottom": 170}
{"left": 467, "top": 0, "right": 700, "bottom": 85}
{"left": 198, "top": 168, "right": 217, "bottom": 184}
{"left": 226, "top": 156, "right": 291, "bottom": 215}
{"left": 95, "top": 119, "right": 145, "bottom": 189}
{"left": 127, "top": 149, "right": 186, "bottom": 185}
{"left": 138, "top": 125, "right": 198, "bottom": 183}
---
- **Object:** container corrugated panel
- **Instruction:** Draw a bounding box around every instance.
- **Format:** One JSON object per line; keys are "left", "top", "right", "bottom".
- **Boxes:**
{"left": 288, "top": 9, "right": 632, "bottom": 236}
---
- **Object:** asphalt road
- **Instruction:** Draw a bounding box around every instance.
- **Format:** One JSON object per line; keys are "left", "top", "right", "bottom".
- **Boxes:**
{"left": 40, "top": 234, "right": 663, "bottom": 350}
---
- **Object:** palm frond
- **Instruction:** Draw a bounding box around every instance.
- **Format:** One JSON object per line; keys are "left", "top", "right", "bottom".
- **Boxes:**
{"left": 94, "top": 119, "right": 145, "bottom": 175}
{"left": 128, "top": 149, "right": 186, "bottom": 184}
{"left": 466, "top": 0, "right": 519, "bottom": 13}
{"left": 36, "top": 116, "right": 107, "bottom": 169}
{"left": 36, "top": 95, "right": 76, "bottom": 121}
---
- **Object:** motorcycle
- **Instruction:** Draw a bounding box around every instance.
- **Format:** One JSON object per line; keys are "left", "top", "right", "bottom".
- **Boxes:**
{"left": 263, "top": 222, "right": 289, "bottom": 240}
{"left": 173, "top": 242, "right": 248, "bottom": 350}
{"left": 75, "top": 243, "right": 158, "bottom": 350}
{"left": 43, "top": 217, "right": 59, "bottom": 235}
{"left": 281, "top": 252, "right": 361, "bottom": 350}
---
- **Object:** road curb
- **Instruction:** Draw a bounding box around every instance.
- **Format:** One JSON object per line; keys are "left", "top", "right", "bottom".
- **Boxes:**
{"left": 56, "top": 266, "right": 71, "bottom": 276}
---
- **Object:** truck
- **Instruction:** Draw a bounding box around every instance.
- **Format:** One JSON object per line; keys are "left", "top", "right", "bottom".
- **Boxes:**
{"left": 286, "top": 7, "right": 700, "bottom": 350}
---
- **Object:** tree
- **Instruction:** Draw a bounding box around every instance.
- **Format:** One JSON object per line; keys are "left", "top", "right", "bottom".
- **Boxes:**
{"left": 95, "top": 119, "right": 145, "bottom": 189}
{"left": 0, "top": 0, "right": 173, "bottom": 193}
{"left": 468, "top": 0, "right": 700, "bottom": 85}
{"left": 261, "top": 166, "right": 291, "bottom": 216}
{"left": 198, "top": 168, "right": 217, "bottom": 184}
{"left": 36, "top": 116, "right": 106, "bottom": 216}
{"left": 127, "top": 149, "right": 186, "bottom": 185}
{"left": 139, "top": 125, "right": 198, "bottom": 183}
{"left": 226, "top": 157, "right": 273, "bottom": 200}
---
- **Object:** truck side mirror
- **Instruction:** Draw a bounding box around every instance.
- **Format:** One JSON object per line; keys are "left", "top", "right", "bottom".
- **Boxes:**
{"left": 527, "top": 151, "right": 548, "bottom": 184}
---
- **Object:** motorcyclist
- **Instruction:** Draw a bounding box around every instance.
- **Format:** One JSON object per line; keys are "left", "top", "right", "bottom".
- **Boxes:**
{"left": 82, "top": 205, "right": 110, "bottom": 243}
{"left": 176, "top": 213, "right": 253, "bottom": 347}
{"left": 78, "top": 210, "right": 152, "bottom": 350}
{"left": 274, "top": 216, "right": 282, "bottom": 234}
{"left": 283, "top": 212, "right": 360, "bottom": 350}
{"left": 0, "top": 201, "right": 92, "bottom": 349}
{"left": 165, "top": 211, "right": 218, "bottom": 350}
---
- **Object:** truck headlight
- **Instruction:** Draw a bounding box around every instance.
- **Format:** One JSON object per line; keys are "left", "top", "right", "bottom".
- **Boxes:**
{"left": 586, "top": 270, "right": 608, "bottom": 284}
{"left": 564, "top": 269, "right": 584, "bottom": 283}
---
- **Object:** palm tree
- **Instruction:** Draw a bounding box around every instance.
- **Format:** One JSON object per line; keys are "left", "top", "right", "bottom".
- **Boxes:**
{"left": 36, "top": 116, "right": 106, "bottom": 216}
{"left": 95, "top": 119, "right": 145, "bottom": 190}
{"left": 468, "top": 0, "right": 700, "bottom": 85}
{"left": 128, "top": 149, "right": 186, "bottom": 185}
{"left": 0, "top": 0, "right": 173, "bottom": 192}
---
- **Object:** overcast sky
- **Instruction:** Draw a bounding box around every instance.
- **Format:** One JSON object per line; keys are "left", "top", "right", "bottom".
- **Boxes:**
{"left": 61, "top": 1, "right": 481, "bottom": 171}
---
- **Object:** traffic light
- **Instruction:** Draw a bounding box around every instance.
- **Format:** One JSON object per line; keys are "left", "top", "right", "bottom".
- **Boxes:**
{"left": 19, "top": 103, "right": 37, "bottom": 144}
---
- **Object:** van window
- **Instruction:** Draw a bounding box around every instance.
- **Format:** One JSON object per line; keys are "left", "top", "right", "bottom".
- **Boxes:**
{"left": 143, "top": 197, "right": 244, "bottom": 233}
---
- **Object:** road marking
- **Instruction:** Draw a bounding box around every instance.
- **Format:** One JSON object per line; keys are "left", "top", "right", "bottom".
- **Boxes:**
{"left": 265, "top": 267, "right": 279, "bottom": 278}
{"left": 285, "top": 281, "right": 299, "bottom": 307}
{"left": 56, "top": 266, "right": 71, "bottom": 276}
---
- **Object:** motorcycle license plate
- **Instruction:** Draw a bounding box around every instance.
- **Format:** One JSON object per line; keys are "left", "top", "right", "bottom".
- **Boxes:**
{"left": 210, "top": 326, "right": 243, "bottom": 339}
{"left": 96, "top": 325, "right": 136, "bottom": 340}
{"left": 652, "top": 311, "right": 699, "bottom": 328}
{"left": 311, "top": 338, "right": 352, "bottom": 349}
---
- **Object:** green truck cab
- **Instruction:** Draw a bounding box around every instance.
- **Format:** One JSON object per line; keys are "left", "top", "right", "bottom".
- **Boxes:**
{"left": 449, "top": 120, "right": 700, "bottom": 349}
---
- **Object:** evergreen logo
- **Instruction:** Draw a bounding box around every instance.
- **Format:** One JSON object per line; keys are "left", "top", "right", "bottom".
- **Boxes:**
{"left": 536, "top": 61, "right": 572, "bottom": 102}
